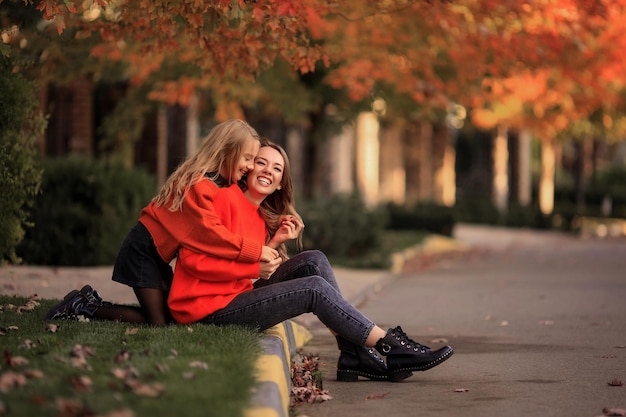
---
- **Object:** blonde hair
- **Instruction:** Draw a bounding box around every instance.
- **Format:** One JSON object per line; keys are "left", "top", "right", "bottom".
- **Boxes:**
{"left": 154, "top": 119, "right": 260, "bottom": 211}
{"left": 256, "top": 139, "right": 303, "bottom": 260}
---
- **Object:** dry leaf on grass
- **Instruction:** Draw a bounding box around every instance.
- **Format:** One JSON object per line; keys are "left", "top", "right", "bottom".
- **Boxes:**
{"left": 125, "top": 327, "right": 138, "bottom": 335}
{"left": 124, "top": 379, "right": 164, "bottom": 398}
{"left": 69, "top": 375, "right": 92, "bottom": 392}
{"left": 365, "top": 392, "right": 390, "bottom": 400}
{"left": 114, "top": 351, "right": 132, "bottom": 364}
{"left": 189, "top": 361, "right": 208, "bottom": 370}
{"left": 46, "top": 323, "right": 59, "bottom": 333}
{"left": 0, "top": 371, "right": 27, "bottom": 392}
{"left": 98, "top": 408, "right": 136, "bottom": 417}
{"left": 4, "top": 350, "right": 29, "bottom": 367}
{"left": 55, "top": 397, "right": 91, "bottom": 416}
{"left": 20, "top": 339, "right": 35, "bottom": 349}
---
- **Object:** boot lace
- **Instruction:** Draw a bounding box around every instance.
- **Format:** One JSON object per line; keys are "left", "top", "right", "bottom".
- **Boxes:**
{"left": 392, "top": 326, "right": 430, "bottom": 354}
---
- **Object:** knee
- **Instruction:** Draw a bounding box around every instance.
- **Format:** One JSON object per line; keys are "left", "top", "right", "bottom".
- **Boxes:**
{"left": 305, "top": 275, "right": 332, "bottom": 292}
{"left": 305, "top": 250, "right": 330, "bottom": 266}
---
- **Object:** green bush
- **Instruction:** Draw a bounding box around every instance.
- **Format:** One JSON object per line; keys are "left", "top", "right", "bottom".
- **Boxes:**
{"left": 386, "top": 202, "right": 456, "bottom": 236}
{"left": 17, "top": 157, "right": 155, "bottom": 265}
{"left": 297, "top": 192, "right": 388, "bottom": 260}
{"left": 0, "top": 55, "right": 45, "bottom": 264}
{"left": 453, "top": 197, "right": 501, "bottom": 225}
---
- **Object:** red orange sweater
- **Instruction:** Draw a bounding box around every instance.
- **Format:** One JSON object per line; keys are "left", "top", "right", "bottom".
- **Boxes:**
{"left": 138, "top": 178, "right": 262, "bottom": 264}
{"left": 168, "top": 184, "right": 267, "bottom": 324}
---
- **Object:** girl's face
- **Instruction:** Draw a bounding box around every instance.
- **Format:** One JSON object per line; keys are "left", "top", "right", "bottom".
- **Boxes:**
{"left": 223, "top": 139, "right": 260, "bottom": 183}
{"left": 246, "top": 146, "right": 285, "bottom": 200}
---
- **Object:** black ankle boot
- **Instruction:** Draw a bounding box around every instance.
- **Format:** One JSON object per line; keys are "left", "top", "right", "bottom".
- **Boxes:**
{"left": 335, "top": 336, "right": 394, "bottom": 382}
{"left": 375, "top": 326, "right": 454, "bottom": 382}
{"left": 45, "top": 288, "right": 102, "bottom": 320}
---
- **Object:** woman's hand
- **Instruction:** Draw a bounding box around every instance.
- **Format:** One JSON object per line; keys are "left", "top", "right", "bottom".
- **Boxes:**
{"left": 260, "top": 245, "right": 279, "bottom": 262}
{"left": 270, "top": 216, "right": 304, "bottom": 248}
{"left": 259, "top": 257, "right": 282, "bottom": 279}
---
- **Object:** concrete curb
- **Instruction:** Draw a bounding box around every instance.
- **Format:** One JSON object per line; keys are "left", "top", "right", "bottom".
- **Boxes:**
{"left": 245, "top": 320, "right": 312, "bottom": 417}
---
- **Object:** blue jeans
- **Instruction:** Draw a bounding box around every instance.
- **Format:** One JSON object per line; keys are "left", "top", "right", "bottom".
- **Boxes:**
{"left": 197, "top": 250, "right": 375, "bottom": 346}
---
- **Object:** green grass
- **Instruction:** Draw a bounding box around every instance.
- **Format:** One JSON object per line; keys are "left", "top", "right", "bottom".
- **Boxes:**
{"left": 0, "top": 296, "right": 262, "bottom": 417}
{"left": 330, "top": 230, "right": 428, "bottom": 269}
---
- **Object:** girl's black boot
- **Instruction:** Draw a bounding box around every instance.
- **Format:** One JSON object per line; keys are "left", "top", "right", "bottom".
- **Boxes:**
{"left": 375, "top": 326, "right": 454, "bottom": 382}
{"left": 335, "top": 336, "right": 396, "bottom": 382}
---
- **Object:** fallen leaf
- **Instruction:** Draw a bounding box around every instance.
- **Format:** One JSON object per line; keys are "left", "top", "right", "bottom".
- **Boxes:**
{"left": 499, "top": 320, "right": 509, "bottom": 327}
{"left": 537, "top": 320, "right": 554, "bottom": 326}
{"left": 607, "top": 379, "right": 623, "bottom": 387}
{"left": 125, "top": 327, "right": 138, "bottom": 335}
{"left": 114, "top": 351, "right": 132, "bottom": 364}
{"left": 46, "top": 323, "right": 59, "bottom": 333}
{"left": 155, "top": 363, "right": 170, "bottom": 373}
{"left": 99, "top": 409, "right": 135, "bottom": 417}
{"left": 24, "top": 369, "right": 45, "bottom": 379}
{"left": 55, "top": 397, "right": 90, "bottom": 416}
{"left": 112, "top": 367, "right": 140, "bottom": 380}
{"left": 189, "top": 361, "right": 208, "bottom": 370}
{"left": 182, "top": 371, "right": 195, "bottom": 380}
{"left": 365, "top": 392, "right": 390, "bottom": 400}
{"left": 0, "top": 371, "right": 28, "bottom": 392}
{"left": 5, "top": 351, "right": 29, "bottom": 367}
{"left": 7, "top": 326, "right": 18, "bottom": 331}
{"left": 602, "top": 408, "right": 626, "bottom": 416}
{"left": 454, "top": 388, "right": 470, "bottom": 392}
{"left": 124, "top": 379, "right": 164, "bottom": 397}
{"left": 69, "top": 375, "right": 92, "bottom": 392}
{"left": 429, "top": 338, "right": 448, "bottom": 344}
{"left": 20, "top": 339, "right": 35, "bottom": 349}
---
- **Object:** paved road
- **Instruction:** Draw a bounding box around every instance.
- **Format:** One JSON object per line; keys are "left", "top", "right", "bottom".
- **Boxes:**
{"left": 297, "top": 228, "right": 626, "bottom": 417}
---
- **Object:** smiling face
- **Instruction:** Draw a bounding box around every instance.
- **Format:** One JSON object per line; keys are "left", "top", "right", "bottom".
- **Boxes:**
{"left": 245, "top": 145, "right": 285, "bottom": 204}
{"left": 228, "top": 138, "right": 260, "bottom": 183}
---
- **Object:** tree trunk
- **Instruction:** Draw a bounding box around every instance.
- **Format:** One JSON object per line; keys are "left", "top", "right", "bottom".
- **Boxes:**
{"left": 539, "top": 138, "right": 556, "bottom": 215}
{"left": 285, "top": 126, "right": 305, "bottom": 198}
{"left": 433, "top": 122, "right": 455, "bottom": 206}
{"left": 418, "top": 121, "right": 434, "bottom": 201}
{"left": 355, "top": 112, "right": 380, "bottom": 207}
{"left": 186, "top": 93, "right": 199, "bottom": 157}
{"left": 326, "top": 123, "right": 355, "bottom": 196}
{"left": 156, "top": 104, "right": 168, "bottom": 188}
{"left": 517, "top": 129, "right": 532, "bottom": 206}
{"left": 403, "top": 122, "right": 421, "bottom": 206}
{"left": 379, "top": 123, "right": 405, "bottom": 204}
{"left": 492, "top": 125, "right": 509, "bottom": 217}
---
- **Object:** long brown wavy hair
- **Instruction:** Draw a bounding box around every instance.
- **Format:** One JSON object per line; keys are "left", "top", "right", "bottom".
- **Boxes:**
{"left": 153, "top": 119, "right": 260, "bottom": 211}
{"left": 255, "top": 139, "right": 303, "bottom": 260}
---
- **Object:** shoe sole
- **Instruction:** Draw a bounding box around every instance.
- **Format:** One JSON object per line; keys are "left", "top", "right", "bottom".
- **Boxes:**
{"left": 388, "top": 348, "right": 454, "bottom": 382}
{"left": 336, "top": 369, "right": 414, "bottom": 382}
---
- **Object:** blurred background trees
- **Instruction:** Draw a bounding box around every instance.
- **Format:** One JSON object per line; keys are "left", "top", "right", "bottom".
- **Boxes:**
{"left": 1, "top": 0, "right": 625, "bottom": 265}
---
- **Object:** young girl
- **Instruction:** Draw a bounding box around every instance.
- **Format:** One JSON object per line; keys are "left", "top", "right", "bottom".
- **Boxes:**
{"left": 170, "top": 141, "right": 454, "bottom": 382}
{"left": 46, "top": 119, "right": 282, "bottom": 325}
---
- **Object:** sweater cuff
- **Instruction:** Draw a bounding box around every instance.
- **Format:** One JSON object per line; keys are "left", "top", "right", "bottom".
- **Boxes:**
{"left": 237, "top": 238, "right": 262, "bottom": 263}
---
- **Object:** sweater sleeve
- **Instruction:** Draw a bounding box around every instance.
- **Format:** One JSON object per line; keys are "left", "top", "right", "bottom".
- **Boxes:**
{"left": 177, "top": 248, "right": 261, "bottom": 282}
{"left": 180, "top": 180, "right": 262, "bottom": 263}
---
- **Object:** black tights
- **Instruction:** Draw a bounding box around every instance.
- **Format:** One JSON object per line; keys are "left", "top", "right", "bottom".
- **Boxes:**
{"left": 93, "top": 288, "right": 171, "bottom": 326}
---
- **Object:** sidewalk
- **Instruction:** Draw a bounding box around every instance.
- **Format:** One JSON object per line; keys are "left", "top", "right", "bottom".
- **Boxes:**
{"left": 0, "top": 224, "right": 553, "bottom": 416}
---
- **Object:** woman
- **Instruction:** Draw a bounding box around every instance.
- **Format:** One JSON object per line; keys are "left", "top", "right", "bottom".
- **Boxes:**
{"left": 45, "top": 120, "right": 282, "bottom": 325}
{"left": 170, "top": 141, "right": 454, "bottom": 382}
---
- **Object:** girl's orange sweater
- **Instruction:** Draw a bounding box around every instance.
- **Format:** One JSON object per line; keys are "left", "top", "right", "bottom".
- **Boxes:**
{"left": 138, "top": 178, "right": 262, "bottom": 264}
{"left": 168, "top": 184, "right": 266, "bottom": 324}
